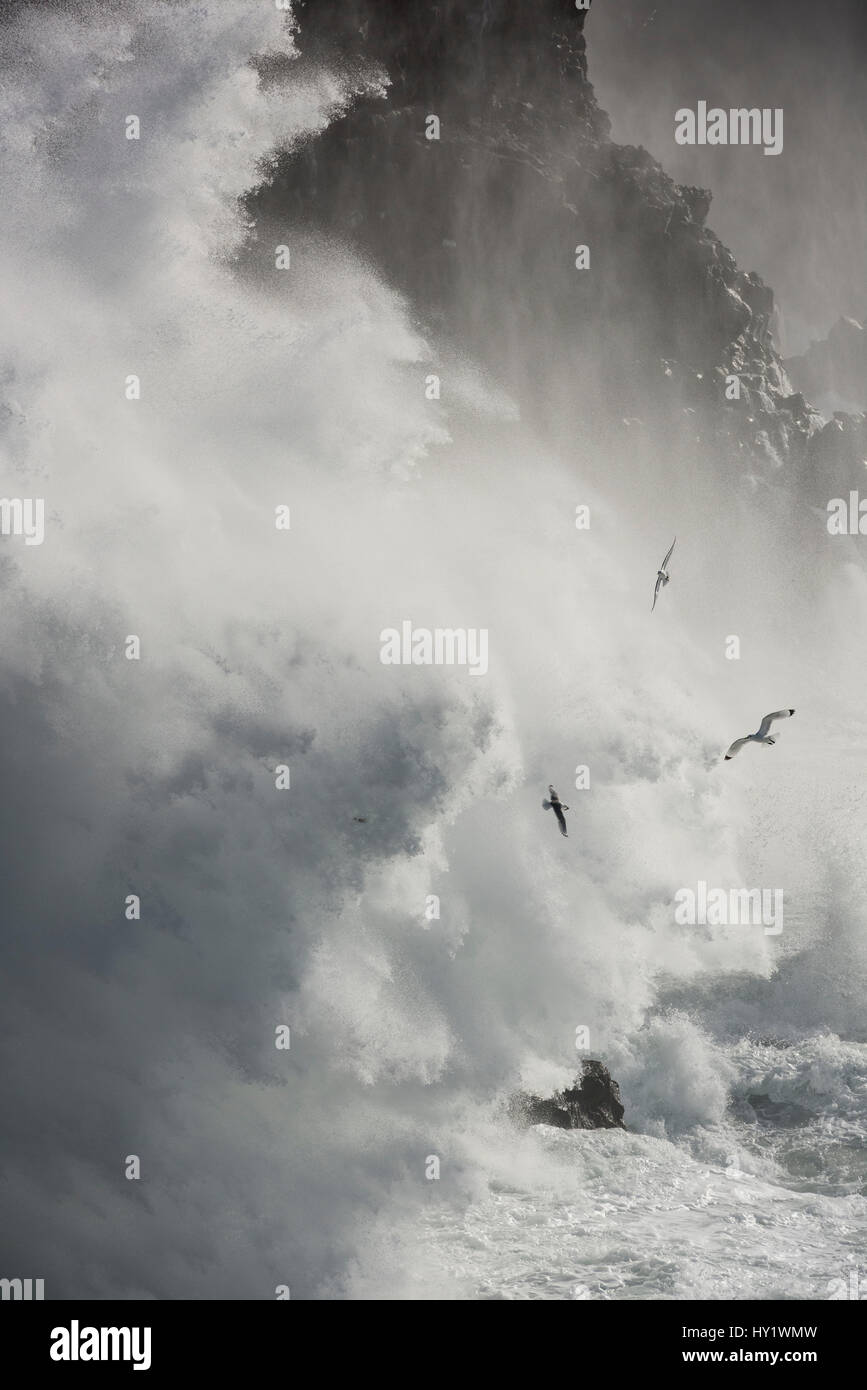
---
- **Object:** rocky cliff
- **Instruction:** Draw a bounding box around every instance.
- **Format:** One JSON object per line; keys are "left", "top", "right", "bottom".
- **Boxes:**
{"left": 248, "top": 0, "right": 866, "bottom": 499}
{"left": 785, "top": 315, "right": 867, "bottom": 414}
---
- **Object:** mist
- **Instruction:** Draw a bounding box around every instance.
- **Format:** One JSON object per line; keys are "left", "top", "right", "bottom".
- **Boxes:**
{"left": 587, "top": 0, "right": 867, "bottom": 354}
{"left": 1, "top": 0, "right": 866, "bottom": 1301}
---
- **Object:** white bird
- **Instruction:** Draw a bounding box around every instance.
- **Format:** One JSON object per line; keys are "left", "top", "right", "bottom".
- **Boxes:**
{"left": 724, "top": 709, "right": 795, "bottom": 760}
{"left": 651, "top": 537, "right": 676, "bottom": 612}
{"left": 543, "top": 785, "right": 569, "bottom": 837}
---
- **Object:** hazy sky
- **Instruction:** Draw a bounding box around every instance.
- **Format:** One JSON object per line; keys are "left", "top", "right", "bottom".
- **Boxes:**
{"left": 587, "top": 0, "right": 867, "bottom": 354}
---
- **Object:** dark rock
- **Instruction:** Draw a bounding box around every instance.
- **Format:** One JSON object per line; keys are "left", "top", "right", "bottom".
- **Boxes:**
{"left": 510, "top": 1059, "right": 626, "bottom": 1131}
{"left": 680, "top": 184, "right": 712, "bottom": 227}
{"left": 251, "top": 0, "right": 866, "bottom": 491}
{"left": 292, "top": 0, "right": 594, "bottom": 97}
{"left": 785, "top": 315, "right": 867, "bottom": 411}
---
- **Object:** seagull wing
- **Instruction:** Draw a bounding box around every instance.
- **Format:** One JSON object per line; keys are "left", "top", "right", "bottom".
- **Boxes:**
{"left": 660, "top": 536, "right": 676, "bottom": 571}
{"left": 651, "top": 574, "right": 663, "bottom": 611}
{"left": 724, "top": 736, "right": 750, "bottom": 760}
{"left": 757, "top": 709, "right": 795, "bottom": 738}
{"left": 553, "top": 803, "right": 568, "bottom": 836}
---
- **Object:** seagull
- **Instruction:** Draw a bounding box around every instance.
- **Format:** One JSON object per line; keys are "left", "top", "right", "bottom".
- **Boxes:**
{"left": 543, "top": 785, "right": 569, "bottom": 837}
{"left": 651, "top": 537, "right": 676, "bottom": 612}
{"left": 724, "top": 709, "right": 795, "bottom": 760}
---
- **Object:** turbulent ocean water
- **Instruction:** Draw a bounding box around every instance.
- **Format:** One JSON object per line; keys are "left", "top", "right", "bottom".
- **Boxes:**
{"left": 1, "top": 0, "right": 866, "bottom": 1300}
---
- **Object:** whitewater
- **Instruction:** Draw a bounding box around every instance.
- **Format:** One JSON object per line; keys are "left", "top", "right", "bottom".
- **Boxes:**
{"left": 1, "top": 0, "right": 866, "bottom": 1301}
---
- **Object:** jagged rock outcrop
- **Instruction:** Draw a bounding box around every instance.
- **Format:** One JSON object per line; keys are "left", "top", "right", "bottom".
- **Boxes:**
{"left": 785, "top": 315, "right": 867, "bottom": 412}
{"left": 251, "top": 1, "right": 866, "bottom": 489}
{"left": 806, "top": 409, "right": 867, "bottom": 499}
{"left": 510, "top": 1060, "right": 626, "bottom": 1131}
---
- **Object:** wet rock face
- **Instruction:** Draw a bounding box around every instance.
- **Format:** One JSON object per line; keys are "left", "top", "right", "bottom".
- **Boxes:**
{"left": 510, "top": 1060, "right": 626, "bottom": 1131}
{"left": 807, "top": 409, "right": 867, "bottom": 499}
{"left": 292, "top": 0, "right": 593, "bottom": 101}
{"left": 785, "top": 316, "right": 867, "bottom": 412}
{"left": 262, "top": 0, "right": 867, "bottom": 487}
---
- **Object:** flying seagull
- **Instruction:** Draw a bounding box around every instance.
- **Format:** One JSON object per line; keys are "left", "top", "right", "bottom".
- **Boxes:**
{"left": 651, "top": 537, "right": 676, "bottom": 612}
{"left": 724, "top": 709, "right": 795, "bottom": 760}
{"left": 543, "top": 785, "right": 569, "bottom": 837}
